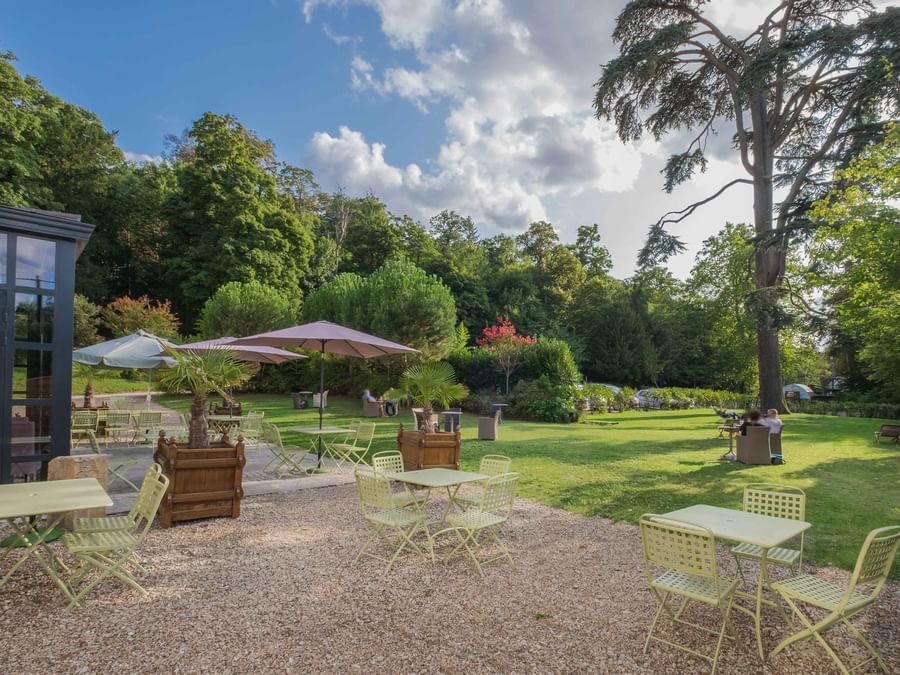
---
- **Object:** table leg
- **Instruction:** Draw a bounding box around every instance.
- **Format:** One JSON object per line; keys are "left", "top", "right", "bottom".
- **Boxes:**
{"left": 754, "top": 548, "right": 770, "bottom": 660}
{"left": 0, "top": 515, "right": 75, "bottom": 602}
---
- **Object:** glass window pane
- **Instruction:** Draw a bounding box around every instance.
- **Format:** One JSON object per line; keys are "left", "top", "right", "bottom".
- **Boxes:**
{"left": 15, "top": 236, "right": 56, "bottom": 289}
{"left": 14, "top": 293, "right": 54, "bottom": 343}
{"left": 12, "top": 349, "right": 52, "bottom": 398}
{"left": 11, "top": 461, "right": 43, "bottom": 482}
{"left": 0, "top": 232, "right": 7, "bottom": 283}
{"left": 11, "top": 405, "right": 52, "bottom": 454}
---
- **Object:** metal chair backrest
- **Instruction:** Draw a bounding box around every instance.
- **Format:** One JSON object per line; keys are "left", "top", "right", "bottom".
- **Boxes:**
{"left": 640, "top": 515, "right": 720, "bottom": 582}
{"left": 136, "top": 411, "right": 163, "bottom": 426}
{"left": 480, "top": 454, "right": 511, "bottom": 476}
{"left": 477, "top": 472, "right": 519, "bottom": 519}
{"left": 371, "top": 450, "right": 404, "bottom": 474}
{"left": 242, "top": 411, "right": 265, "bottom": 432}
{"left": 354, "top": 422, "right": 376, "bottom": 450}
{"left": 104, "top": 411, "right": 133, "bottom": 429}
{"left": 131, "top": 464, "right": 170, "bottom": 539}
{"left": 743, "top": 483, "right": 806, "bottom": 521}
{"left": 72, "top": 411, "right": 98, "bottom": 431}
{"left": 263, "top": 422, "right": 284, "bottom": 450}
{"left": 355, "top": 470, "right": 395, "bottom": 511}
{"left": 841, "top": 526, "right": 900, "bottom": 610}
{"left": 126, "top": 463, "right": 164, "bottom": 529}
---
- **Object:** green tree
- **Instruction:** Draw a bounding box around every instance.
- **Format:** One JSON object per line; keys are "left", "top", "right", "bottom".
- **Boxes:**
{"left": 569, "top": 224, "right": 613, "bottom": 277}
{"left": 340, "top": 195, "right": 403, "bottom": 274}
{"left": 302, "top": 273, "right": 366, "bottom": 327}
{"left": 164, "top": 113, "right": 314, "bottom": 324}
{"left": 197, "top": 280, "right": 298, "bottom": 339}
{"left": 73, "top": 294, "right": 101, "bottom": 347}
{"left": 594, "top": 1, "right": 900, "bottom": 411}
{"left": 808, "top": 125, "right": 900, "bottom": 398}
{"left": 100, "top": 295, "right": 180, "bottom": 339}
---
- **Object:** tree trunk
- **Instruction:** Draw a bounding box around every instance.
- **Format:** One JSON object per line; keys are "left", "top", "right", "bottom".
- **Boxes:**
{"left": 188, "top": 393, "right": 209, "bottom": 448}
{"left": 750, "top": 87, "right": 788, "bottom": 414}
{"left": 83, "top": 381, "right": 94, "bottom": 408}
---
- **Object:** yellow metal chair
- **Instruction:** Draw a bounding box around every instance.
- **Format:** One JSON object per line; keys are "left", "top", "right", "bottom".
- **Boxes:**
{"left": 102, "top": 410, "right": 134, "bottom": 446}
{"left": 132, "top": 410, "right": 163, "bottom": 444}
{"left": 70, "top": 410, "right": 98, "bottom": 448}
{"left": 330, "top": 421, "right": 376, "bottom": 470}
{"left": 63, "top": 466, "right": 169, "bottom": 608}
{"left": 441, "top": 472, "right": 519, "bottom": 577}
{"left": 85, "top": 430, "right": 140, "bottom": 492}
{"left": 639, "top": 515, "right": 738, "bottom": 675}
{"left": 771, "top": 525, "right": 900, "bottom": 674}
{"left": 371, "top": 450, "right": 426, "bottom": 509}
{"left": 452, "top": 454, "right": 511, "bottom": 511}
{"left": 262, "top": 422, "right": 311, "bottom": 475}
{"left": 74, "top": 463, "right": 164, "bottom": 535}
{"left": 731, "top": 483, "right": 806, "bottom": 587}
{"left": 354, "top": 469, "right": 431, "bottom": 573}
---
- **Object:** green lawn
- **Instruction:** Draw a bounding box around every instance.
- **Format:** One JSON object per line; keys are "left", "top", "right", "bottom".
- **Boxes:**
{"left": 158, "top": 393, "right": 900, "bottom": 576}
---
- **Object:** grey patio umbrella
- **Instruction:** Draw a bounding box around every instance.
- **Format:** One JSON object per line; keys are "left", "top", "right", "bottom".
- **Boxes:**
{"left": 72, "top": 330, "right": 176, "bottom": 408}
{"left": 167, "top": 337, "right": 308, "bottom": 365}
{"left": 233, "top": 321, "right": 419, "bottom": 462}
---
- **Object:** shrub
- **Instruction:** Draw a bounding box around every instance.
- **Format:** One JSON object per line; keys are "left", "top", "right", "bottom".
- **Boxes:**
{"left": 510, "top": 376, "right": 579, "bottom": 423}
{"left": 522, "top": 338, "right": 581, "bottom": 386}
{"left": 100, "top": 295, "right": 180, "bottom": 339}
{"left": 197, "top": 280, "right": 297, "bottom": 339}
{"left": 790, "top": 399, "right": 900, "bottom": 419}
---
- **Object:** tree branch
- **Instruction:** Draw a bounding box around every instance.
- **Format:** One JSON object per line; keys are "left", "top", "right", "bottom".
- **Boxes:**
{"left": 655, "top": 178, "right": 753, "bottom": 228}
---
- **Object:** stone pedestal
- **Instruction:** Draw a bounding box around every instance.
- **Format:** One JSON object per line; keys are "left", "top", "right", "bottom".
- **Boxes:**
{"left": 48, "top": 455, "right": 109, "bottom": 530}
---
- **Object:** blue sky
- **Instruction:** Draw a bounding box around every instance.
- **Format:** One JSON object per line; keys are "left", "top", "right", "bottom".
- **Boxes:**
{"left": 3, "top": 0, "right": 795, "bottom": 278}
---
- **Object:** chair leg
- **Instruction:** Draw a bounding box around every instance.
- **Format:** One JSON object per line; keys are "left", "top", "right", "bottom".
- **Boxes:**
{"left": 68, "top": 550, "right": 147, "bottom": 609}
{"left": 841, "top": 617, "right": 889, "bottom": 673}
{"left": 772, "top": 597, "right": 849, "bottom": 674}
{"left": 643, "top": 591, "right": 669, "bottom": 653}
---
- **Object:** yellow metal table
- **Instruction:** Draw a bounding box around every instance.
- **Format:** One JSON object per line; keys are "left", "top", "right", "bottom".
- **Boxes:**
{"left": 385, "top": 468, "right": 489, "bottom": 524}
{"left": 289, "top": 425, "right": 354, "bottom": 466}
{"left": 0, "top": 478, "right": 112, "bottom": 602}
{"left": 662, "top": 503, "right": 811, "bottom": 659}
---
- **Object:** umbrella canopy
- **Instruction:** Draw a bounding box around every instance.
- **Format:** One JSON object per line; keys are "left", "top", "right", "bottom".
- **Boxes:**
{"left": 232, "top": 321, "right": 419, "bottom": 358}
{"left": 233, "top": 321, "right": 418, "bottom": 465}
{"left": 168, "top": 337, "right": 307, "bottom": 365}
{"left": 73, "top": 330, "right": 175, "bottom": 369}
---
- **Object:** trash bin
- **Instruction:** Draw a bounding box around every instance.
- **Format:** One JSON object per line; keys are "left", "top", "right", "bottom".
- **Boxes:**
{"left": 291, "top": 392, "right": 306, "bottom": 410}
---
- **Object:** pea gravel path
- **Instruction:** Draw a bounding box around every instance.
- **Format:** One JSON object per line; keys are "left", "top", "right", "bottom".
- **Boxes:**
{"left": 0, "top": 485, "right": 897, "bottom": 674}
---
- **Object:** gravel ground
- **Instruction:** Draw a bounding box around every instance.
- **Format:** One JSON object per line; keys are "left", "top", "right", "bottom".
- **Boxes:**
{"left": 0, "top": 486, "right": 897, "bottom": 674}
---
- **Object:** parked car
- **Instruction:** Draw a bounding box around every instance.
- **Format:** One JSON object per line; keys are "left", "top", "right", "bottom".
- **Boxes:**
{"left": 633, "top": 388, "right": 661, "bottom": 409}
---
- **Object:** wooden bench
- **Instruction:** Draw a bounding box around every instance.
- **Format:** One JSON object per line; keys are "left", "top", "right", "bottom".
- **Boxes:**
{"left": 875, "top": 424, "right": 900, "bottom": 444}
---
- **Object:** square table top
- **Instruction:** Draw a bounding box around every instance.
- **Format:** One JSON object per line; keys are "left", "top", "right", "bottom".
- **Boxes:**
{"left": 385, "top": 468, "right": 489, "bottom": 488}
{"left": 290, "top": 426, "right": 353, "bottom": 435}
{"left": 662, "top": 504, "right": 810, "bottom": 549}
{"left": 0, "top": 478, "right": 112, "bottom": 520}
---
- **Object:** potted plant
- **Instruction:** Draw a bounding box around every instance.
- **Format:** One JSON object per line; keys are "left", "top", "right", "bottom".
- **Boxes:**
{"left": 159, "top": 349, "right": 253, "bottom": 448}
{"left": 73, "top": 362, "right": 98, "bottom": 408}
{"left": 154, "top": 349, "right": 253, "bottom": 527}
{"left": 387, "top": 362, "right": 469, "bottom": 433}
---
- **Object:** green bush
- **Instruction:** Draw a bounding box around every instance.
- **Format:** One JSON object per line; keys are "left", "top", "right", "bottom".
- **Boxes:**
{"left": 790, "top": 399, "right": 900, "bottom": 419}
{"left": 522, "top": 338, "right": 582, "bottom": 386}
{"left": 197, "top": 280, "right": 297, "bottom": 339}
{"left": 510, "top": 376, "right": 579, "bottom": 423}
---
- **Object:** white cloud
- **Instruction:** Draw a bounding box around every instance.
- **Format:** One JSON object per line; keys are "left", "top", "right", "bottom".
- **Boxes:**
{"left": 303, "top": 0, "right": 782, "bottom": 276}
{"left": 323, "top": 22, "right": 361, "bottom": 45}
{"left": 123, "top": 151, "right": 164, "bottom": 165}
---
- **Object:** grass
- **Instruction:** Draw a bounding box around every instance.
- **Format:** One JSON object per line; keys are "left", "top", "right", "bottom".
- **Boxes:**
{"left": 157, "top": 393, "right": 900, "bottom": 576}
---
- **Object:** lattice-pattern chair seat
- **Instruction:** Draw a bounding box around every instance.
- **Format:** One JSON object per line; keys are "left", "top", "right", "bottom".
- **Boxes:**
{"left": 367, "top": 508, "right": 425, "bottom": 529}
{"left": 73, "top": 515, "right": 133, "bottom": 532}
{"left": 731, "top": 543, "right": 801, "bottom": 567}
{"left": 773, "top": 574, "right": 871, "bottom": 612}
{"left": 63, "top": 529, "right": 138, "bottom": 553}
{"left": 447, "top": 510, "right": 506, "bottom": 531}
{"left": 652, "top": 569, "right": 738, "bottom": 604}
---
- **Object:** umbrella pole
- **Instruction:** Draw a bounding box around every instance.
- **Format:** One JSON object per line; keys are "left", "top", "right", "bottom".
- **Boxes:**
{"left": 147, "top": 370, "right": 152, "bottom": 410}
{"left": 317, "top": 341, "right": 325, "bottom": 469}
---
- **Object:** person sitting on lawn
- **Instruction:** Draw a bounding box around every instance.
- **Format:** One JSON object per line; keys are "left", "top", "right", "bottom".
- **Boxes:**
{"left": 739, "top": 409, "right": 763, "bottom": 435}
{"left": 761, "top": 408, "right": 783, "bottom": 435}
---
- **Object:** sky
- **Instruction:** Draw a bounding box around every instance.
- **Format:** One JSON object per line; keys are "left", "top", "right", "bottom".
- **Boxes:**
{"left": 0, "top": 0, "right": 871, "bottom": 278}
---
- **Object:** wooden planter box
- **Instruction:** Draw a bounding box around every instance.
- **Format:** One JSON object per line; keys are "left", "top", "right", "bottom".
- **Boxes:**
{"left": 153, "top": 431, "right": 246, "bottom": 528}
{"left": 396, "top": 424, "right": 461, "bottom": 471}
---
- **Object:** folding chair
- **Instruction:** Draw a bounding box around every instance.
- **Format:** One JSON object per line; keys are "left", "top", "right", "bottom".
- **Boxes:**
{"left": 354, "top": 469, "right": 431, "bottom": 574}
{"left": 86, "top": 430, "right": 139, "bottom": 492}
{"left": 70, "top": 410, "right": 98, "bottom": 448}
{"left": 330, "top": 421, "right": 375, "bottom": 470}
{"left": 371, "top": 450, "right": 427, "bottom": 508}
{"left": 771, "top": 526, "right": 900, "bottom": 674}
{"left": 63, "top": 466, "right": 169, "bottom": 608}
{"left": 262, "top": 422, "right": 311, "bottom": 475}
{"left": 74, "top": 463, "right": 164, "bottom": 535}
{"left": 639, "top": 515, "right": 738, "bottom": 675}
{"left": 132, "top": 411, "right": 163, "bottom": 444}
{"left": 440, "top": 472, "right": 519, "bottom": 577}
{"left": 102, "top": 411, "right": 134, "bottom": 446}
{"left": 452, "top": 454, "right": 511, "bottom": 511}
{"left": 240, "top": 411, "right": 265, "bottom": 447}
{"left": 732, "top": 484, "right": 806, "bottom": 587}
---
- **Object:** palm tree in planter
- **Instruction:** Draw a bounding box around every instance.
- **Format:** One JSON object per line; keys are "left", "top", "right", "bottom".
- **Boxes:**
{"left": 73, "top": 362, "right": 98, "bottom": 408}
{"left": 388, "top": 362, "right": 468, "bottom": 433}
{"left": 159, "top": 350, "right": 253, "bottom": 448}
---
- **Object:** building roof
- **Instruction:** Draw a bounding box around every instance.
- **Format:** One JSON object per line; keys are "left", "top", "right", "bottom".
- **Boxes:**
{"left": 0, "top": 205, "right": 95, "bottom": 257}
